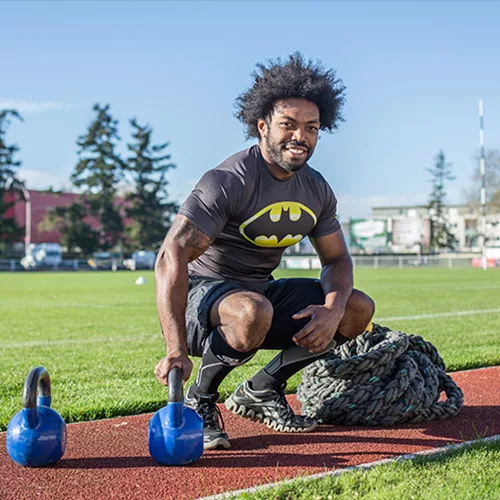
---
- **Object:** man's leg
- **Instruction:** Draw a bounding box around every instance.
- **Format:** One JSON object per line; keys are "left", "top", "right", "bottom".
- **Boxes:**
{"left": 189, "top": 289, "right": 273, "bottom": 396}
{"left": 250, "top": 287, "right": 375, "bottom": 390}
{"left": 185, "top": 279, "right": 273, "bottom": 449}
{"left": 225, "top": 279, "right": 375, "bottom": 432}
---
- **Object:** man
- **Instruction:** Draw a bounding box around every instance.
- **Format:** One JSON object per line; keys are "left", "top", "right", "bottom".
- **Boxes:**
{"left": 154, "top": 53, "right": 375, "bottom": 450}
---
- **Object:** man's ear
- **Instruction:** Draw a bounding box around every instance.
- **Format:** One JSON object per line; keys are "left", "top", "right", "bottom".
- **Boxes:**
{"left": 257, "top": 118, "right": 268, "bottom": 140}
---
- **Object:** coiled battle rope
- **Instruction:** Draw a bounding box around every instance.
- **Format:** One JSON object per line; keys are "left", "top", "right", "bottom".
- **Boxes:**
{"left": 297, "top": 324, "right": 464, "bottom": 426}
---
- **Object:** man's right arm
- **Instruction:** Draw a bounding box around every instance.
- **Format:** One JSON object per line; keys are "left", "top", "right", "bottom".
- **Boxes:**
{"left": 154, "top": 214, "right": 213, "bottom": 385}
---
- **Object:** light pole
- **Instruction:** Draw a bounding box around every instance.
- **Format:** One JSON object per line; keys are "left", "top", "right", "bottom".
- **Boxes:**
{"left": 20, "top": 186, "right": 31, "bottom": 251}
{"left": 479, "top": 99, "right": 487, "bottom": 270}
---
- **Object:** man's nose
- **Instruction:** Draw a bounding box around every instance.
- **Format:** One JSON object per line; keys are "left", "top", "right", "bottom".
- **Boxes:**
{"left": 292, "top": 127, "right": 306, "bottom": 143}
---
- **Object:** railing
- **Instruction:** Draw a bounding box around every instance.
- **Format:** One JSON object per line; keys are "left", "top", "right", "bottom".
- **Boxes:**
{"left": 0, "top": 259, "right": 94, "bottom": 272}
{"left": 0, "top": 260, "right": 23, "bottom": 272}
{"left": 280, "top": 254, "right": 480, "bottom": 270}
{"left": 0, "top": 254, "right": 491, "bottom": 272}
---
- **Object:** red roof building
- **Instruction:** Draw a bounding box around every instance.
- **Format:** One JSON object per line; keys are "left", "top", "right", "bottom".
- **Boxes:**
{"left": 4, "top": 189, "right": 102, "bottom": 245}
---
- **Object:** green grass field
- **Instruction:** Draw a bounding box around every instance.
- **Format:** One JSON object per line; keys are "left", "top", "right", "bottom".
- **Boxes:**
{"left": 241, "top": 439, "right": 500, "bottom": 500}
{"left": 1, "top": 267, "right": 500, "bottom": 498}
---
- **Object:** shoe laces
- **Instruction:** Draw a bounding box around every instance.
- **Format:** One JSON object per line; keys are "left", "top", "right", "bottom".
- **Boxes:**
{"left": 271, "top": 385, "right": 296, "bottom": 420}
{"left": 198, "top": 399, "right": 225, "bottom": 431}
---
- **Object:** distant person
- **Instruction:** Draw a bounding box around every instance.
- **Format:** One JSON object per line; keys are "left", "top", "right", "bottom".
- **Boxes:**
{"left": 154, "top": 53, "right": 375, "bottom": 449}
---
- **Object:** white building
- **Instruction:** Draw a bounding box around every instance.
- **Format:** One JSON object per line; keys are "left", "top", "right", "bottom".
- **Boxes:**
{"left": 371, "top": 204, "right": 500, "bottom": 252}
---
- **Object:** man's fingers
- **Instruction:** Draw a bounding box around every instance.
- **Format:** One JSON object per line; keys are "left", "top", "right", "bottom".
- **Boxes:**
{"left": 302, "top": 339, "right": 328, "bottom": 353}
{"left": 154, "top": 365, "right": 169, "bottom": 386}
{"left": 292, "top": 322, "right": 316, "bottom": 343}
{"left": 296, "top": 331, "right": 323, "bottom": 349}
{"left": 295, "top": 328, "right": 333, "bottom": 352}
{"left": 155, "top": 357, "right": 192, "bottom": 386}
{"left": 181, "top": 363, "right": 193, "bottom": 382}
{"left": 292, "top": 305, "right": 315, "bottom": 320}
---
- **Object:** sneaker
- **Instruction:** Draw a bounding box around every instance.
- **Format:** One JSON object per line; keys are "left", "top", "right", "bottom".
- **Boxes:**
{"left": 185, "top": 386, "right": 231, "bottom": 450}
{"left": 225, "top": 381, "right": 317, "bottom": 433}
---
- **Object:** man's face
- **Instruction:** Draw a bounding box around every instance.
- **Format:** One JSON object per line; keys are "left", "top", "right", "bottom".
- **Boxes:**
{"left": 258, "top": 98, "right": 320, "bottom": 173}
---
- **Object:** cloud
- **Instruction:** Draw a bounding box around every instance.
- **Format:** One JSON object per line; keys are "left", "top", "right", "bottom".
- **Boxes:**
{"left": 17, "top": 168, "right": 70, "bottom": 190}
{"left": 0, "top": 99, "right": 71, "bottom": 113}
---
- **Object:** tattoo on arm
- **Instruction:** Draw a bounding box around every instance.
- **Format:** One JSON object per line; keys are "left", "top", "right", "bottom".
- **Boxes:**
{"left": 166, "top": 216, "right": 213, "bottom": 260}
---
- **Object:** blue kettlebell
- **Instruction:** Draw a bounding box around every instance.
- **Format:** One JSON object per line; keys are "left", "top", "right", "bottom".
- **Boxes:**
{"left": 6, "top": 367, "right": 67, "bottom": 467}
{"left": 148, "top": 367, "right": 203, "bottom": 465}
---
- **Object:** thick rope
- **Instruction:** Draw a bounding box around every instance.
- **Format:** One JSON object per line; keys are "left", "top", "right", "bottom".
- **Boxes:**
{"left": 297, "top": 324, "right": 464, "bottom": 426}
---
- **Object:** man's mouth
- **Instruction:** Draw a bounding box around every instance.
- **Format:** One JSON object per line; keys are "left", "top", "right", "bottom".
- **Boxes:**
{"left": 284, "top": 144, "right": 308, "bottom": 158}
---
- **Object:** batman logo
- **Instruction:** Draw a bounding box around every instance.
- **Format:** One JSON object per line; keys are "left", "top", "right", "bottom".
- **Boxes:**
{"left": 239, "top": 202, "right": 317, "bottom": 248}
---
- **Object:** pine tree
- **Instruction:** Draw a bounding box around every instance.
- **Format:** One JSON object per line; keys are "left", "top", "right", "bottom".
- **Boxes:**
{"left": 40, "top": 204, "right": 99, "bottom": 254}
{"left": 125, "top": 119, "right": 179, "bottom": 250}
{"left": 0, "top": 109, "right": 24, "bottom": 248}
{"left": 72, "top": 104, "right": 126, "bottom": 249}
{"left": 427, "top": 150, "right": 456, "bottom": 250}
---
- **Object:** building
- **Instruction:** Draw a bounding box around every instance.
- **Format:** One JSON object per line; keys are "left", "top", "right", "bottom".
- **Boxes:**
{"left": 369, "top": 204, "right": 500, "bottom": 253}
{"left": 3, "top": 189, "right": 116, "bottom": 249}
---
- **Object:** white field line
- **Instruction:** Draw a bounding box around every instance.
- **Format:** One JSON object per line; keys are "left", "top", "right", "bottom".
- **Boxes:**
{"left": 198, "top": 434, "right": 500, "bottom": 500}
{"left": 368, "top": 284, "right": 500, "bottom": 290}
{"left": 377, "top": 307, "right": 500, "bottom": 322}
{"left": 0, "top": 302, "right": 151, "bottom": 310}
{"left": 3, "top": 308, "right": 500, "bottom": 349}
{"left": 0, "top": 333, "right": 161, "bottom": 349}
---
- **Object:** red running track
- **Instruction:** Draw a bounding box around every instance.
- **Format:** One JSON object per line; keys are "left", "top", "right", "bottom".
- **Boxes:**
{"left": 1, "top": 367, "right": 499, "bottom": 500}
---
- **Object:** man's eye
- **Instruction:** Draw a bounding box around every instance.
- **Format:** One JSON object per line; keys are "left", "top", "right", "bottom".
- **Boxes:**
{"left": 308, "top": 126, "right": 319, "bottom": 132}
{"left": 281, "top": 122, "right": 293, "bottom": 127}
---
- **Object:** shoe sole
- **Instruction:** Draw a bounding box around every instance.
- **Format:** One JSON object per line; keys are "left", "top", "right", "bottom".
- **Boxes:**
{"left": 225, "top": 397, "right": 318, "bottom": 433}
{"left": 204, "top": 436, "right": 231, "bottom": 450}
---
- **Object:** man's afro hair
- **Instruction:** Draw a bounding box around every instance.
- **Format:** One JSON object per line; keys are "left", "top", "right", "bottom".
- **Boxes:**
{"left": 235, "top": 52, "right": 346, "bottom": 139}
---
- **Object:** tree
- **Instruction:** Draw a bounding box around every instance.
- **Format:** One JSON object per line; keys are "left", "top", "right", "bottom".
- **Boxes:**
{"left": 39, "top": 203, "right": 99, "bottom": 254}
{"left": 427, "top": 150, "right": 456, "bottom": 250}
{"left": 71, "top": 104, "right": 126, "bottom": 249}
{"left": 0, "top": 109, "right": 24, "bottom": 248}
{"left": 124, "top": 119, "right": 179, "bottom": 250}
{"left": 464, "top": 149, "right": 500, "bottom": 214}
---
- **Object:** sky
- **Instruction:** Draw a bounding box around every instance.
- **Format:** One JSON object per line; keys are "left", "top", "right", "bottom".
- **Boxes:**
{"left": 2, "top": 0, "right": 500, "bottom": 219}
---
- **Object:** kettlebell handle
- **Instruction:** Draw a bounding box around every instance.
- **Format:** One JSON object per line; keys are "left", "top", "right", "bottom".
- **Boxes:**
{"left": 168, "top": 367, "right": 183, "bottom": 403}
{"left": 23, "top": 366, "right": 51, "bottom": 411}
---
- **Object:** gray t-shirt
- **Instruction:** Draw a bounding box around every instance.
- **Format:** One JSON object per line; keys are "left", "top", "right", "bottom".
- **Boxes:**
{"left": 179, "top": 145, "right": 340, "bottom": 288}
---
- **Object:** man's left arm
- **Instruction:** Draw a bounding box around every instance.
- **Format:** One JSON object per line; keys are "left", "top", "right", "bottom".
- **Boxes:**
{"left": 292, "top": 229, "right": 353, "bottom": 353}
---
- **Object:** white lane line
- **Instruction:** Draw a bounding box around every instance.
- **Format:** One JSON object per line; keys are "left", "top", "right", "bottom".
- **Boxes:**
{"left": 0, "top": 333, "right": 161, "bottom": 349}
{"left": 198, "top": 434, "right": 500, "bottom": 500}
{"left": 377, "top": 307, "right": 500, "bottom": 322}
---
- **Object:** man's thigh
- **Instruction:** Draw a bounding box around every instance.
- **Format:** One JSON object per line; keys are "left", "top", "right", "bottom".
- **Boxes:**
{"left": 261, "top": 278, "right": 325, "bottom": 350}
{"left": 185, "top": 276, "right": 243, "bottom": 356}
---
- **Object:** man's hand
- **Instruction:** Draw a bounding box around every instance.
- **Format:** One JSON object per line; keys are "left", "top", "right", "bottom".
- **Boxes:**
{"left": 292, "top": 305, "right": 344, "bottom": 353}
{"left": 154, "top": 350, "right": 193, "bottom": 386}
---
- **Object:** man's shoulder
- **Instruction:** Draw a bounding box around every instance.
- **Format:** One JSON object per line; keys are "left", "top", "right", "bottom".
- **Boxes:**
{"left": 301, "top": 163, "right": 329, "bottom": 186}
{"left": 195, "top": 146, "right": 260, "bottom": 197}
{"left": 298, "top": 164, "right": 337, "bottom": 204}
{"left": 215, "top": 145, "right": 260, "bottom": 173}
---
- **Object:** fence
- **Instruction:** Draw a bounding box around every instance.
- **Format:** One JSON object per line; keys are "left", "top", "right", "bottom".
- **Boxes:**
{"left": 0, "top": 259, "right": 93, "bottom": 272}
{"left": 0, "top": 254, "right": 490, "bottom": 272}
{"left": 280, "top": 254, "right": 480, "bottom": 270}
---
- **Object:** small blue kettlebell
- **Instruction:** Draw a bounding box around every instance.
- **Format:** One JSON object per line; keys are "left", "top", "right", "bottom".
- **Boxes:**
{"left": 6, "top": 366, "right": 67, "bottom": 467}
{"left": 148, "top": 367, "right": 203, "bottom": 465}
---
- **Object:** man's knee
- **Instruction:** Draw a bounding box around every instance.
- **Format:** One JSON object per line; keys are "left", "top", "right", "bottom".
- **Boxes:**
{"left": 349, "top": 289, "right": 375, "bottom": 320}
{"left": 217, "top": 292, "right": 273, "bottom": 352}
{"left": 339, "top": 289, "right": 375, "bottom": 337}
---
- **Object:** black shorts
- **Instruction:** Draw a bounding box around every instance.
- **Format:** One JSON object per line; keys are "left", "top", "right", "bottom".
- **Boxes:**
{"left": 185, "top": 275, "right": 326, "bottom": 356}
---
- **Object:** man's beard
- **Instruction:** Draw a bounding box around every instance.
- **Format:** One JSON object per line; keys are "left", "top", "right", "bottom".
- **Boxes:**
{"left": 264, "top": 131, "right": 313, "bottom": 173}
